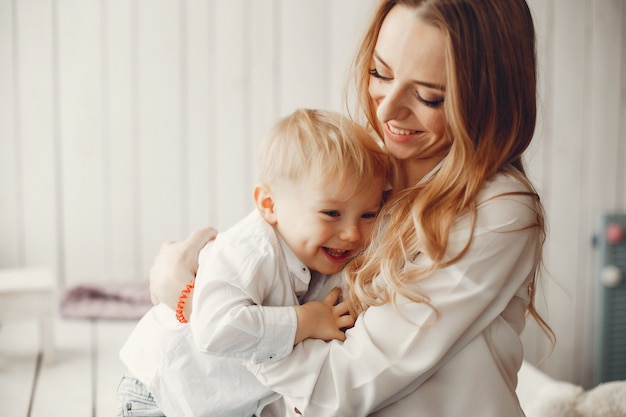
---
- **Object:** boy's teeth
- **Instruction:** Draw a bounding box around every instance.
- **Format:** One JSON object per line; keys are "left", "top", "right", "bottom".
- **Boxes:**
{"left": 327, "top": 248, "right": 347, "bottom": 257}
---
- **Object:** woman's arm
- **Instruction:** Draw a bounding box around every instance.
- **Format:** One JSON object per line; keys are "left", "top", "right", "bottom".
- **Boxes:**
{"left": 149, "top": 226, "right": 218, "bottom": 317}
{"left": 247, "top": 183, "right": 541, "bottom": 415}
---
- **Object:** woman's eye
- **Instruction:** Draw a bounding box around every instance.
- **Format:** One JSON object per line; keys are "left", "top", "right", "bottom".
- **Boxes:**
{"left": 369, "top": 68, "right": 392, "bottom": 81}
{"left": 417, "top": 93, "right": 444, "bottom": 108}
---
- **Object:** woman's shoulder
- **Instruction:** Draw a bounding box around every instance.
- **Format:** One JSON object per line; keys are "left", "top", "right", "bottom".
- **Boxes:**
{"left": 474, "top": 171, "right": 541, "bottom": 229}
{"left": 479, "top": 170, "right": 534, "bottom": 197}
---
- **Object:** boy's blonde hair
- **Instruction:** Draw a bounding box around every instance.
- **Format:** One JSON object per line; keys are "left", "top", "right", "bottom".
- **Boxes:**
{"left": 259, "top": 109, "right": 395, "bottom": 197}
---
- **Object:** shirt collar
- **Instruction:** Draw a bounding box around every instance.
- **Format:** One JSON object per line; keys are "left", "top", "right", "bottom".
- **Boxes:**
{"left": 275, "top": 233, "right": 311, "bottom": 286}
{"left": 417, "top": 156, "right": 447, "bottom": 185}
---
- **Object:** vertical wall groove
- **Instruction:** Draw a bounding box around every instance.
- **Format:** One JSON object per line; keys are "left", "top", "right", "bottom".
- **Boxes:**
{"left": 207, "top": 0, "right": 217, "bottom": 224}
{"left": 51, "top": 0, "right": 66, "bottom": 287}
{"left": 273, "top": 0, "right": 281, "bottom": 117}
{"left": 131, "top": 0, "right": 142, "bottom": 279}
{"left": 574, "top": 0, "right": 594, "bottom": 386}
{"left": 101, "top": 0, "right": 113, "bottom": 280}
{"left": 11, "top": 0, "right": 25, "bottom": 266}
{"left": 243, "top": 0, "right": 252, "bottom": 202}
{"left": 180, "top": 0, "right": 189, "bottom": 236}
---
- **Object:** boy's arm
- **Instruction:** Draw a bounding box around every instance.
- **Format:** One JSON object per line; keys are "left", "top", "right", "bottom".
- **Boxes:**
{"left": 293, "top": 287, "right": 355, "bottom": 345}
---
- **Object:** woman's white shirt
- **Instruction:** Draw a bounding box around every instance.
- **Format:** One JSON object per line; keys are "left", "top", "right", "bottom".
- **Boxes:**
{"left": 247, "top": 172, "right": 539, "bottom": 417}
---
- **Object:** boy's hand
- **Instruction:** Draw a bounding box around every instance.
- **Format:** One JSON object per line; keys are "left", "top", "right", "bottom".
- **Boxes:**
{"left": 293, "top": 287, "right": 356, "bottom": 344}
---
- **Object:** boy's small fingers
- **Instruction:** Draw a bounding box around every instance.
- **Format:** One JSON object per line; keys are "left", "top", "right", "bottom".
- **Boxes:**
{"left": 334, "top": 331, "right": 347, "bottom": 342}
{"left": 337, "top": 315, "right": 355, "bottom": 329}
{"left": 333, "top": 300, "right": 351, "bottom": 315}
{"left": 323, "top": 287, "right": 342, "bottom": 304}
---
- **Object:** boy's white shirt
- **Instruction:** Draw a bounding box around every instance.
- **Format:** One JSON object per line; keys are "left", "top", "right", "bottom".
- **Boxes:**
{"left": 120, "top": 210, "right": 343, "bottom": 417}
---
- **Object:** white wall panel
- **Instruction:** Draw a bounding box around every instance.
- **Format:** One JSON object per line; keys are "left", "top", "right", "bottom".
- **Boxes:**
{"left": 541, "top": 0, "right": 589, "bottom": 383}
{"left": 14, "top": 0, "right": 59, "bottom": 273}
{"left": 136, "top": 0, "right": 184, "bottom": 273}
{"left": 0, "top": 0, "right": 20, "bottom": 266}
{"left": 279, "top": 0, "right": 330, "bottom": 113}
{"left": 185, "top": 0, "right": 215, "bottom": 236}
{"left": 105, "top": 0, "right": 138, "bottom": 281}
{"left": 56, "top": 0, "right": 107, "bottom": 286}
{"left": 213, "top": 0, "right": 252, "bottom": 230}
{"left": 581, "top": 0, "right": 624, "bottom": 386}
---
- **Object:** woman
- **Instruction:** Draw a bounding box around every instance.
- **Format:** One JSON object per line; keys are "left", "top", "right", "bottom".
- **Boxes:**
{"left": 150, "top": 0, "right": 554, "bottom": 415}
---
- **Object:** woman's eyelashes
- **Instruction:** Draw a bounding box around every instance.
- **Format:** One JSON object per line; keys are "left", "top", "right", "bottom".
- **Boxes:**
{"left": 417, "top": 94, "right": 444, "bottom": 108}
{"left": 369, "top": 68, "right": 391, "bottom": 81}
{"left": 369, "top": 68, "right": 444, "bottom": 108}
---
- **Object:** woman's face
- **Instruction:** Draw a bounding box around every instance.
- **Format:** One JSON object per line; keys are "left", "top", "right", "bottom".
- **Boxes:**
{"left": 368, "top": 5, "right": 451, "bottom": 183}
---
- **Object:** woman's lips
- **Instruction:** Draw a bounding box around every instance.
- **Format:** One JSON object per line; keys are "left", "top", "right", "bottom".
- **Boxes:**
{"left": 385, "top": 123, "right": 420, "bottom": 142}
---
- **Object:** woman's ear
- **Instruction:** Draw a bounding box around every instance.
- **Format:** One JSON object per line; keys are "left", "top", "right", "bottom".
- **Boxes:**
{"left": 254, "top": 183, "right": 277, "bottom": 225}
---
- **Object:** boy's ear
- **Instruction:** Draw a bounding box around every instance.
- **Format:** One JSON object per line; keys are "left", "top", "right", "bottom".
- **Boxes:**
{"left": 254, "top": 183, "right": 277, "bottom": 225}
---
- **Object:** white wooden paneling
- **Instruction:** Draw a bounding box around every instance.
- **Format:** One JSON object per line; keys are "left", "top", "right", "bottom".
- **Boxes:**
{"left": 279, "top": 0, "right": 330, "bottom": 113}
{"left": 1, "top": 0, "right": 625, "bottom": 389}
{"left": 249, "top": 0, "right": 280, "bottom": 203}
{"left": 185, "top": 0, "right": 216, "bottom": 236}
{"left": 541, "top": 0, "right": 590, "bottom": 383}
{"left": 522, "top": 0, "right": 554, "bottom": 365}
{"left": 328, "top": 0, "right": 376, "bottom": 113}
{"left": 14, "top": 0, "right": 59, "bottom": 274}
{"left": 105, "top": 0, "right": 139, "bottom": 282}
{"left": 0, "top": 0, "right": 20, "bottom": 266}
{"left": 581, "top": 0, "right": 624, "bottom": 387}
{"left": 212, "top": 0, "right": 253, "bottom": 230}
{"left": 136, "top": 0, "right": 185, "bottom": 274}
{"left": 57, "top": 0, "right": 107, "bottom": 286}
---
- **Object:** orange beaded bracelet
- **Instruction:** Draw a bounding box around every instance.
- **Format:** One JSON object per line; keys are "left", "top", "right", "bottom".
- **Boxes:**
{"left": 175, "top": 280, "right": 195, "bottom": 324}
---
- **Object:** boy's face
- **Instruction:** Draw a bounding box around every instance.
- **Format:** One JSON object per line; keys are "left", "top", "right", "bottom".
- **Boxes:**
{"left": 268, "top": 175, "right": 385, "bottom": 275}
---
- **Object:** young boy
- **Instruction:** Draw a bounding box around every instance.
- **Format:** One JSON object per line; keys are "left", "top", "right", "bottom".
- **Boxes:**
{"left": 117, "top": 109, "right": 395, "bottom": 417}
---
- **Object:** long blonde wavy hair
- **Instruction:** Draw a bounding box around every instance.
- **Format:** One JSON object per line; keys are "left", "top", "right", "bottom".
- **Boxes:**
{"left": 344, "top": 0, "right": 554, "bottom": 343}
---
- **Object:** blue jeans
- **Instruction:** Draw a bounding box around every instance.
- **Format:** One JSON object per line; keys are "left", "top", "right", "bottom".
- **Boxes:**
{"left": 116, "top": 375, "right": 166, "bottom": 417}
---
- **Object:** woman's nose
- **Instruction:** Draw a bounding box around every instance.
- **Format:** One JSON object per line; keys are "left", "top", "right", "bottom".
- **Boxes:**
{"left": 375, "top": 84, "right": 412, "bottom": 123}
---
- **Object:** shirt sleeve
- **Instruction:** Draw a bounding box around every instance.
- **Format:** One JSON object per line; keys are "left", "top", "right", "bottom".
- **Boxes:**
{"left": 190, "top": 233, "right": 297, "bottom": 365}
{"left": 247, "top": 188, "right": 541, "bottom": 416}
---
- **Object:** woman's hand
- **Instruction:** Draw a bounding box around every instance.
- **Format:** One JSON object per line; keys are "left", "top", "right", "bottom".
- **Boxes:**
{"left": 149, "top": 227, "right": 218, "bottom": 316}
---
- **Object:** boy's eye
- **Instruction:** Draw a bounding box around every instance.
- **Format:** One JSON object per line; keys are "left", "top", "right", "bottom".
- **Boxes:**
{"left": 323, "top": 210, "right": 341, "bottom": 218}
{"left": 362, "top": 212, "right": 378, "bottom": 220}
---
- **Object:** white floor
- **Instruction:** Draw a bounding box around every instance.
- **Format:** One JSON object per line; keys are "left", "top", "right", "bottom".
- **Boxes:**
{"left": 0, "top": 317, "right": 136, "bottom": 417}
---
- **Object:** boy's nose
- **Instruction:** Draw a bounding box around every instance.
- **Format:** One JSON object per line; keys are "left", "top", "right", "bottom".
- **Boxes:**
{"left": 340, "top": 225, "right": 361, "bottom": 243}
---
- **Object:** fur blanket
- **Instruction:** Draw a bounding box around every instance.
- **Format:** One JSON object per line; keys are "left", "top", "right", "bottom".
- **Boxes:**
{"left": 522, "top": 375, "right": 626, "bottom": 417}
{"left": 60, "top": 279, "right": 152, "bottom": 320}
